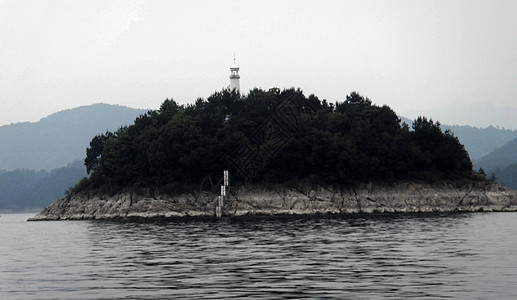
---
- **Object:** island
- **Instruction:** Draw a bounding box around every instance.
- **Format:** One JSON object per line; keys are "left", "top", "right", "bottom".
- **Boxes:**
{"left": 29, "top": 88, "right": 517, "bottom": 221}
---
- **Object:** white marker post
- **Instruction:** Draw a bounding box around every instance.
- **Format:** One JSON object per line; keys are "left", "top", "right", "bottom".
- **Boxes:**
{"left": 216, "top": 170, "right": 230, "bottom": 218}
{"left": 224, "top": 170, "right": 229, "bottom": 186}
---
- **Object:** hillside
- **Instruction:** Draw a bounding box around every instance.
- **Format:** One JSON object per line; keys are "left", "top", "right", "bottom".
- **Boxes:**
{"left": 473, "top": 137, "right": 517, "bottom": 190}
{"left": 0, "top": 104, "right": 147, "bottom": 170}
{"left": 0, "top": 160, "right": 86, "bottom": 211}
{"left": 494, "top": 164, "right": 517, "bottom": 190}
{"left": 474, "top": 137, "right": 517, "bottom": 171}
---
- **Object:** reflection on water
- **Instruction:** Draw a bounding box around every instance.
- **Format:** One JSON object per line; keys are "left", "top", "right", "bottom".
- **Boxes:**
{"left": 1, "top": 213, "right": 517, "bottom": 299}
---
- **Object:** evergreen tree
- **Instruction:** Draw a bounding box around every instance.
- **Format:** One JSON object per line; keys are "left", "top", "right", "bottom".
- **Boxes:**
{"left": 77, "top": 88, "right": 479, "bottom": 193}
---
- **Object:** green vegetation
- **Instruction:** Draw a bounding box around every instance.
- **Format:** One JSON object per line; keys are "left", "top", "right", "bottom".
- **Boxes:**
{"left": 399, "top": 117, "right": 517, "bottom": 160}
{"left": 76, "top": 88, "right": 477, "bottom": 193}
{"left": 442, "top": 125, "right": 517, "bottom": 160}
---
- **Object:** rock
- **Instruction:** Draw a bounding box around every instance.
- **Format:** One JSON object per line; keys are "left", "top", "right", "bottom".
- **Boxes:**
{"left": 28, "top": 181, "right": 517, "bottom": 221}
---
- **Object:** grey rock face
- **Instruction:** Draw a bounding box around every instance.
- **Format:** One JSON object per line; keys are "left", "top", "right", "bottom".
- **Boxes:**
{"left": 28, "top": 182, "right": 517, "bottom": 221}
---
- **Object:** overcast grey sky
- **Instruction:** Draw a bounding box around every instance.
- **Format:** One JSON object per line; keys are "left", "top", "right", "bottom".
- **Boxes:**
{"left": 1, "top": 0, "right": 516, "bottom": 126}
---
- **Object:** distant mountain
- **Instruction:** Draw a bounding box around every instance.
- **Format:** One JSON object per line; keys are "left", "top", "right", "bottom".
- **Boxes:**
{"left": 474, "top": 137, "right": 517, "bottom": 172}
{"left": 400, "top": 117, "right": 517, "bottom": 160}
{"left": 441, "top": 125, "right": 517, "bottom": 160}
{"left": 494, "top": 164, "right": 517, "bottom": 190}
{"left": 473, "top": 138, "right": 517, "bottom": 191}
{"left": 402, "top": 102, "right": 517, "bottom": 130}
{"left": 0, "top": 160, "right": 86, "bottom": 210}
{"left": 0, "top": 103, "right": 148, "bottom": 170}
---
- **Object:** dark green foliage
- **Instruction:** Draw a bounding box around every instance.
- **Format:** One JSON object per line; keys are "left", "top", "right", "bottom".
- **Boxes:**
{"left": 78, "top": 88, "right": 477, "bottom": 192}
{"left": 489, "top": 173, "right": 498, "bottom": 183}
{"left": 400, "top": 117, "right": 517, "bottom": 161}
{"left": 85, "top": 132, "right": 113, "bottom": 174}
{"left": 443, "top": 125, "right": 517, "bottom": 160}
{"left": 411, "top": 117, "right": 473, "bottom": 177}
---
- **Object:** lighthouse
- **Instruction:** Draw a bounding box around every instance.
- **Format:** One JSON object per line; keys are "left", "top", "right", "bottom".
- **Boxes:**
{"left": 229, "top": 55, "right": 240, "bottom": 93}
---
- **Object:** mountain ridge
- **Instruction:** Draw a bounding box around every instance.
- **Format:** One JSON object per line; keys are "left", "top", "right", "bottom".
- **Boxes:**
{"left": 0, "top": 103, "right": 148, "bottom": 171}
{"left": 401, "top": 102, "right": 517, "bottom": 130}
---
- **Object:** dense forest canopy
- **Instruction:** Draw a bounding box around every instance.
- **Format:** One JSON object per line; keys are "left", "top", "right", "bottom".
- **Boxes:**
{"left": 77, "top": 88, "right": 476, "bottom": 192}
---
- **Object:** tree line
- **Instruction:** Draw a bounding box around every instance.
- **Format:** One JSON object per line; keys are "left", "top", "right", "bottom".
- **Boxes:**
{"left": 75, "top": 88, "right": 478, "bottom": 193}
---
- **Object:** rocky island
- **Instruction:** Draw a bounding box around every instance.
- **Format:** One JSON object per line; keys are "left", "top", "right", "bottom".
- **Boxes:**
{"left": 29, "top": 88, "right": 517, "bottom": 221}
{"left": 29, "top": 181, "right": 517, "bottom": 221}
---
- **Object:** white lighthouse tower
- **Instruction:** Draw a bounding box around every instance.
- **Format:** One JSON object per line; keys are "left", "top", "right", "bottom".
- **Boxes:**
{"left": 229, "top": 55, "right": 240, "bottom": 93}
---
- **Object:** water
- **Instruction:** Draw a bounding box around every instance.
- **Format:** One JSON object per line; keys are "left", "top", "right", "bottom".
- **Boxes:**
{"left": 1, "top": 212, "right": 517, "bottom": 299}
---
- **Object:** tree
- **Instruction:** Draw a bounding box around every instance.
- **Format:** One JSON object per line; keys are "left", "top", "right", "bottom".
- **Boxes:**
{"left": 75, "top": 88, "right": 479, "bottom": 193}
{"left": 345, "top": 91, "right": 372, "bottom": 106}
{"left": 85, "top": 132, "right": 113, "bottom": 174}
{"left": 490, "top": 173, "right": 497, "bottom": 183}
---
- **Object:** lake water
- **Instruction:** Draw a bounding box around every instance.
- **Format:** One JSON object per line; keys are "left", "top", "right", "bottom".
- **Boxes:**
{"left": 1, "top": 212, "right": 517, "bottom": 299}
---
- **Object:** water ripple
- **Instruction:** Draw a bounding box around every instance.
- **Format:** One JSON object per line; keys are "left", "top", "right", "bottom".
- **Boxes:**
{"left": 1, "top": 213, "right": 517, "bottom": 299}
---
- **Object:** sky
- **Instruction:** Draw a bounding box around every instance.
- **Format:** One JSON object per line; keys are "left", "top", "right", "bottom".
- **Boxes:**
{"left": 1, "top": 0, "right": 516, "bottom": 127}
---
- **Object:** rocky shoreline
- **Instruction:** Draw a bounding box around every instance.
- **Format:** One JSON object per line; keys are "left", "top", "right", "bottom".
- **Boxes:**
{"left": 28, "top": 181, "right": 517, "bottom": 221}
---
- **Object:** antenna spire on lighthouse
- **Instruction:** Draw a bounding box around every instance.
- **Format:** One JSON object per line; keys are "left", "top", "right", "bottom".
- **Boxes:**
{"left": 229, "top": 54, "right": 240, "bottom": 93}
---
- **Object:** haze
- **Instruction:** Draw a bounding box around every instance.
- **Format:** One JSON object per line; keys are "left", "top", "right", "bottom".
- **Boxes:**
{"left": 1, "top": 0, "right": 516, "bottom": 127}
